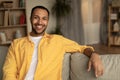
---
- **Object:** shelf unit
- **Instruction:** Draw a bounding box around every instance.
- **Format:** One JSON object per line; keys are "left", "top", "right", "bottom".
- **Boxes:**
{"left": 108, "top": 5, "right": 120, "bottom": 46}
{"left": 0, "top": 0, "right": 27, "bottom": 45}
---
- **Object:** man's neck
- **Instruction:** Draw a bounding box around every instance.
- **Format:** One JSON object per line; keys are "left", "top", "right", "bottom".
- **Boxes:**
{"left": 30, "top": 32, "right": 44, "bottom": 37}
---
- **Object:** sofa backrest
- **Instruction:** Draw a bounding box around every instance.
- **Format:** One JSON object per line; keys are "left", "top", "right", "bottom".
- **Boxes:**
{"left": 0, "top": 46, "right": 8, "bottom": 80}
{"left": 63, "top": 53, "right": 120, "bottom": 80}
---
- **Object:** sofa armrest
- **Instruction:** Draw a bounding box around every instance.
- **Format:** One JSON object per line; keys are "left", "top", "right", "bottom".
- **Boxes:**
{"left": 62, "top": 53, "right": 71, "bottom": 80}
{"left": 70, "top": 53, "right": 120, "bottom": 80}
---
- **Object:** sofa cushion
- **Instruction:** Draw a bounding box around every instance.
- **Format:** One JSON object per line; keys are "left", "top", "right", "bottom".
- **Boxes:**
{"left": 0, "top": 46, "right": 8, "bottom": 80}
{"left": 70, "top": 53, "right": 120, "bottom": 80}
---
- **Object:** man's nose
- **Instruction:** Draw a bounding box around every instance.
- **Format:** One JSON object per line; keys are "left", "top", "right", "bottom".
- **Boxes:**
{"left": 37, "top": 19, "right": 42, "bottom": 24}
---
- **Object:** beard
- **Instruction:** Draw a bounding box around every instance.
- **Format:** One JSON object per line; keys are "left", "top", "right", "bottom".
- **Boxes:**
{"left": 32, "top": 24, "right": 47, "bottom": 36}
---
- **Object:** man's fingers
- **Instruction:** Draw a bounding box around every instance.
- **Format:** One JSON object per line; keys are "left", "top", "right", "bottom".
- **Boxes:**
{"left": 95, "top": 68, "right": 98, "bottom": 77}
{"left": 95, "top": 65, "right": 104, "bottom": 77}
{"left": 88, "top": 61, "right": 92, "bottom": 72}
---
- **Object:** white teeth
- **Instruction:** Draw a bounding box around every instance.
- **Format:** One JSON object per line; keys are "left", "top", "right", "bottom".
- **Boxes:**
{"left": 37, "top": 26, "right": 42, "bottom": 29}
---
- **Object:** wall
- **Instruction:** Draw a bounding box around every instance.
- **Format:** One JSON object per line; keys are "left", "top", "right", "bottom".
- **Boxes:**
{"left": 26, "top": 0, "right": 56, "bottom": 33}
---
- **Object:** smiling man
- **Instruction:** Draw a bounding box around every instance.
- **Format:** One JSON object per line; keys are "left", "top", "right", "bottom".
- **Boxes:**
{"left": 30, "top": 7, "right": 49, "bottom": 36}
{"left": 3, "top": 6, "right": 104, "bottom": 80}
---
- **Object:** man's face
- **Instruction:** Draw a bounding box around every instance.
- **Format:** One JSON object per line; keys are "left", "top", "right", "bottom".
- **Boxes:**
{"left": 31, "top": 8, "right": 49, "bottom": 36}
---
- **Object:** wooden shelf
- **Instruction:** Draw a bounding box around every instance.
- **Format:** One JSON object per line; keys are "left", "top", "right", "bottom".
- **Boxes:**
{"left": 108, "top": 5, "right": 120, "bottom": 47}
{"left": 111, "top": 31, "right": 120, "bottom": 33}
{"left": 9, "top": 8, "right": 25, "bottom": 11}
{"left": 0, "top": 24, "right": 27, "bottom": 28}
{"left": 110, "top": 44, "right": 120, "bottom": 46}
{"left": 0, "top": 8, "right": 25, "bottom": 11}
{"left": 0, "top": 0, "right": 27, "bottom": 46}
{"left": 0, "top": 41, "right": 11, "bottom": 46}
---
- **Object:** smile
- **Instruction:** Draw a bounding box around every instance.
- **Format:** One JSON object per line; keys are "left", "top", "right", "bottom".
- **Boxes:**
{"left": 36, "top": 25, "right": 43, "bottom": 29}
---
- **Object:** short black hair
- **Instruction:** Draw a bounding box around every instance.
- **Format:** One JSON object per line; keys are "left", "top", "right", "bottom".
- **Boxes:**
{"left": 30, "top": 6, "right": 50, "bottom": 18}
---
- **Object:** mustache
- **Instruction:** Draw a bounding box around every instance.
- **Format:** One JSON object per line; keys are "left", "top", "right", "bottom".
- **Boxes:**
{"left": 34, "top": 23, "right": 44, "bottom": 26}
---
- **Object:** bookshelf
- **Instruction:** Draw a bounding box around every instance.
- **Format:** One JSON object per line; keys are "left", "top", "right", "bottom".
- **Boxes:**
{"left": 108, "top": 5, "right": 120, "bottom": 46}
{"left": 0, "top": 0, "right": 27, "bottom": 45}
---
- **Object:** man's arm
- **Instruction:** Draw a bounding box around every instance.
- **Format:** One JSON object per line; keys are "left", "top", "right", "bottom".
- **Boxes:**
{"left": 61, "top": 36, "right": 104, "bottom": 77}
{"left": 83, "top": 48, "right": 104, "bottom": 77}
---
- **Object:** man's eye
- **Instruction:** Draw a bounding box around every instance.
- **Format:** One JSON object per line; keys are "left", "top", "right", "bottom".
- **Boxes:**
{"left": 34, "top": 16, "right": 38, "bottom": 19}
{"left": 43, "top": 17, "right": 48, "bottom": 20}
{"left": 33, "top": 16, "right": 39, "bottom": 20}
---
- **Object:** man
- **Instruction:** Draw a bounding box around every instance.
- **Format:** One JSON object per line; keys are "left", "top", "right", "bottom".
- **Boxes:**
{"left": 3, "top": 6, "right": 104, "bottom": 80}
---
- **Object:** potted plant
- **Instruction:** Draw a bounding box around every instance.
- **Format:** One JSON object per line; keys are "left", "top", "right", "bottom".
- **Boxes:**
{"left": 51, "top": 0, "right": 71, "bottom": 34}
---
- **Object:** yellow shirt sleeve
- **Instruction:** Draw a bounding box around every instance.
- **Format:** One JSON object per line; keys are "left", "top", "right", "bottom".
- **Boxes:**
{"left": 61, "top": 36, "right": 94, "bottom": 53}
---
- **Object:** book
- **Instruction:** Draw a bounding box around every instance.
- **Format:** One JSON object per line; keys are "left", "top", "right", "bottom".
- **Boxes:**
{"left": 4, "top": 11, "right": 9, "bottom": 26}
{"left": 8, "top": 12, "right": 12, "bottom": 25}
{"left": 19, "top": 13, "right": 26, "bottom": 24}
{"left": 0, "top": 12, "right": 4, "bottom": 26}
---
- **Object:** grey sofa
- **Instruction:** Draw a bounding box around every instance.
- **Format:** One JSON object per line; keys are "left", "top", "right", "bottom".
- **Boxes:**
{"left": 0, "top": 46, "right": 120, "bottom": 80}
{"left": 62, "top": 53, "right": 120, "bottom": 80}
{"left": 0, "top": 46, "right": 8, "bottom": 80}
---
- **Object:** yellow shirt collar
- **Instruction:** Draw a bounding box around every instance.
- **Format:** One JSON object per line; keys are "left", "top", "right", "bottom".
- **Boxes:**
{"left": 27, "top": 32, "right": 51, "bottom": 42}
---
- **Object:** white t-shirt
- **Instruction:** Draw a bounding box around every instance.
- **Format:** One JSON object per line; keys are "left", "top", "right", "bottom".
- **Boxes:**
{"left": 25, "top": 36, "right": 42, "bottom": 80}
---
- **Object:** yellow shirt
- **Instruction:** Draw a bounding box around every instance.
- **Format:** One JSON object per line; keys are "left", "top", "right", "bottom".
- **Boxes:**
{"left": 3, "top": 33, "right": 93, "bottom": 80}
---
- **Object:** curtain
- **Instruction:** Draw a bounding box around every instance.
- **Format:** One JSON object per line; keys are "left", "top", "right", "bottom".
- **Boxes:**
{"left": 61, "top": 0, "right": 85, "bottom": 44}
{"left": 61, "top": 0, "right": 106, "bottom": 45}
{"left": 82, "top": 0, "right": 102, "bottom": 44}
{"left": 100, "top": 0, "right": 109, "bottom": 44}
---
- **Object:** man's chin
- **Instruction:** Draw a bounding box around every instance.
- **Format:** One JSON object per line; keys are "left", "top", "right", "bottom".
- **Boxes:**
{"left": 36, "top": 31, "right": 45, "bottom": 35}
{"left": 32, "top": 28, "right": 46, "bottom": 36}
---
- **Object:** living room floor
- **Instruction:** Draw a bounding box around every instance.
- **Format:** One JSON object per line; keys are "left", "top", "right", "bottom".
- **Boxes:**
{"left": 90, "top": 44, "right": 120, "bottom": 55}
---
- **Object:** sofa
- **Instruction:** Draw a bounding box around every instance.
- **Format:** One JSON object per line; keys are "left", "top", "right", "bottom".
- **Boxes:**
{"left": 62, "top": 53, "right": 120, "bottom": 80}
{"left": 0, "top": 46, "right": 120, "bottom": 80}
{"left": 0, "top": 46, "right": 8, "bottom": 80}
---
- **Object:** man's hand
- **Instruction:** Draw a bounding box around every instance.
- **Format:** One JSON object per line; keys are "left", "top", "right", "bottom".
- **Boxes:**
{"left": 87, "top": 53, "right": 104, "bottom": 77}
